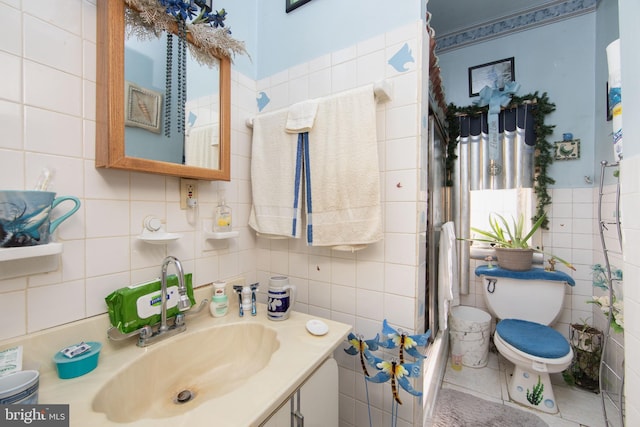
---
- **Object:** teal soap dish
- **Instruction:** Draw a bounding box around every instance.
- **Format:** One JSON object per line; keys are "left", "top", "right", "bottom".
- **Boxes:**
{"left": 53, "top": 341, "right": 102, "bottom": 379}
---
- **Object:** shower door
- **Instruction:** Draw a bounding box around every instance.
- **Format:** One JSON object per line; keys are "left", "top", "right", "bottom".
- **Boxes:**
{"left": 425, "top": 112, "right": 449, "bottom": 336}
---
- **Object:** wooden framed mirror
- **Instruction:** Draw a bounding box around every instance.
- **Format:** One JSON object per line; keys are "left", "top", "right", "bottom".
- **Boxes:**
{"left": 96, "top": 0, "right": 231, "bottom": 181}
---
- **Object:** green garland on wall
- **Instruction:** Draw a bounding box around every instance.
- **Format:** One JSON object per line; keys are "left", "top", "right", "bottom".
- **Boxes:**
{"left": 445, "top": 92, "right": 556, "bottom": 229}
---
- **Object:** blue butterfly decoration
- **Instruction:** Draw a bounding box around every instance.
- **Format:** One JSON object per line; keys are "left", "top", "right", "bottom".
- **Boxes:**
{"left": 344, "top": 320, "right": 431, "bottom": 407}
{"left": 344, "top": 332, "right": 379, "bottom": 377}
{"left": 378, "top": 319, "right": 431, "bottom": 363}
{"left": 366, "top": 355, "right": 423, "bottom": 404}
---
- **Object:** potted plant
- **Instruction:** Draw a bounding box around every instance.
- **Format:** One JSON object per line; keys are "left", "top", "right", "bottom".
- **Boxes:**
{"left": 563, "top": 264, "right": 623, "bottom": 392}
{"left": 588, "top": 263, "right": 624, "bottom": 334}
{"left": 464, "top": 212, "right": 575, "bottom": 271}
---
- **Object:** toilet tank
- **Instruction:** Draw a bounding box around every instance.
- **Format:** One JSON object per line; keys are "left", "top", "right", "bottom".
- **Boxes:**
{"left": 477, "top": 267, "right": 574, "bottom": 325}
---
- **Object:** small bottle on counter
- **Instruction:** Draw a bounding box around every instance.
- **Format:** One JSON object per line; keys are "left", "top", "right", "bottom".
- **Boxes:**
{"left": 213, "top": 280, "right": 227, "bottom": 296}
{"left": 210, "top": 280, "right": 229, "bottom": 317}
{"left": 210, "top": 294, "right": 229, "bottom": 317}
{"left": 214, "top": 194, "right": 232, "bottom": 232}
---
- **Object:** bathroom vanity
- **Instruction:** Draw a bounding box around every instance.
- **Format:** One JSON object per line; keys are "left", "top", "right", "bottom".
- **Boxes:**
{"left": 0, "top": 286, "right": 351, "bottom": 426}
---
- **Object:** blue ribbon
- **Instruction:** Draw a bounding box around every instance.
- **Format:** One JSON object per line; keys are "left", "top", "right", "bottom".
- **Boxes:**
{"left": 475, "top": 81, "right": 520, "bottom": 161}
{"left": 476, "top": 81, "right": 520, "bottom": 113}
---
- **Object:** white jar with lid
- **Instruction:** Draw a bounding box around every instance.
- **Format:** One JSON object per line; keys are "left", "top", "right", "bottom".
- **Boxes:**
{"left": 213, "top": 280, "right": 226, "bottom": 296}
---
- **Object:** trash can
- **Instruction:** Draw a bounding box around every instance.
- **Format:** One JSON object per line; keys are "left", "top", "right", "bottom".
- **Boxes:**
{"left": 449, "top": 306, "right": 492, "bottom": 368}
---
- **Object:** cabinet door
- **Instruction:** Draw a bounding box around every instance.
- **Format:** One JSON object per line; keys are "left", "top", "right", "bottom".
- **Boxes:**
{"left": 262, "top": 358, "right": 339, "bottom": 427}
{"left": 299, "top": 358, "right": 339, "bottom": 427}
{"left": 262, "top": 398, "right": 292, "bottom": 427}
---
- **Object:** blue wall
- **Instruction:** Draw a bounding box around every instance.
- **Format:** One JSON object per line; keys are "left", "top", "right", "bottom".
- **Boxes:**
{"left": 437, "top": 14, "right": 597, "bottom": 189}
{"left": 217, "top": 0, "right": 258, "bottom": 78}
{"left": 225, "top": 2, "right": 617, "bottom": 190}
{"left": 225, "top": 0, "right": 421, "bottom": 79}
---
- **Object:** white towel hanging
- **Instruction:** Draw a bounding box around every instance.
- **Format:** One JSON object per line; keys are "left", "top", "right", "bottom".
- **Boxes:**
{"left": 245, "top": 80, "right": 392, "bottom": 129}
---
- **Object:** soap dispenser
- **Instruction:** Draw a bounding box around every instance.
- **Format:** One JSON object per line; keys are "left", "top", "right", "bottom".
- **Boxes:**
{"left": 214, "top": 193, "right": 232, "bottom": 232}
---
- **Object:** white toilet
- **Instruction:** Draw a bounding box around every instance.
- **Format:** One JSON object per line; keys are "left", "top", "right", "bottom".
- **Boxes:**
{"left": 476, "top": 265, "right": 575, "bottom": 414}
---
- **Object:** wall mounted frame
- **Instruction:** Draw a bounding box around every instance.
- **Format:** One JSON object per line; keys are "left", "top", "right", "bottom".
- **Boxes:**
{"left": 286, "top": 0, "right": 312, "bottom": 13}
{"left": 468, "top": 57, "right": 515, "bottom": 97}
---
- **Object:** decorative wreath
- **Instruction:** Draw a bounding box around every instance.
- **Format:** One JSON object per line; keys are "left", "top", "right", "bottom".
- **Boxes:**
{"left": 124, "top": 0, "right": 249, "bottom": 66}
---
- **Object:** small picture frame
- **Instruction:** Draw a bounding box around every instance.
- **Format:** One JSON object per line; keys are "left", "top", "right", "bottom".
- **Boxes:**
{"left": 554, "top": 139, "right": 580, "bottom": 161}
{"left": 286, "top": 0, "right": 312, "bottom": 13}
{"left": 124, "top": 81, "right": 162, "bottom": 134}
{"left": 468, "top": 57, "right": 515, "bottom": 97}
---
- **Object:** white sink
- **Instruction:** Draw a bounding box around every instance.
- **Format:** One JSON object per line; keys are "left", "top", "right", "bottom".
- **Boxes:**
{"left": 11, "top": 292, "right": 352, "bottom": 426}
{"left": 92, "top": 323, "right": 279, "bottom": 423}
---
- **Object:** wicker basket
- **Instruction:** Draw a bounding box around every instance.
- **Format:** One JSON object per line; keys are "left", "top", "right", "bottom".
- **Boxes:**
{"left": 494, "top": 248, "right": 534, "bottom": 271}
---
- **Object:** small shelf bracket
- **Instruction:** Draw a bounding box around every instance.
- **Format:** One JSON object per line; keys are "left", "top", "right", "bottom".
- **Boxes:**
{"left": 0, "top": 243, "right": 63, "bottom": 280}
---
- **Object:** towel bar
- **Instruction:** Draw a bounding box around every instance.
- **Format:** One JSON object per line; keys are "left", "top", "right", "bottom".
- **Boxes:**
{"left": 245, "top": 80, "right": 392, "bottom": 129}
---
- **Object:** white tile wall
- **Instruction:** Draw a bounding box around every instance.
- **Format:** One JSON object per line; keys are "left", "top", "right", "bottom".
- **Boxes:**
{"left": 254, "top": 21, "right": 425, "bottom": 427}
{"left": 0, "top": 0, "right": 256, "bottom": 339}
{"left": 622, "top": 156, "right": 640, "bottom": 424}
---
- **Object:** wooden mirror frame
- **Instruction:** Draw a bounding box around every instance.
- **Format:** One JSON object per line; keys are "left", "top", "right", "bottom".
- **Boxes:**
{"left": 96, "top": 0, "right": 231, "bottom": 181}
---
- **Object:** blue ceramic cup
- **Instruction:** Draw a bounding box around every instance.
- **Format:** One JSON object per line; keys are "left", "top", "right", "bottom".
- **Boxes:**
{"left": 267, "top": 276, "right": 296, "bottom": 321}
{"left": 0, "top": 190, "right": 80, "bottom": 247}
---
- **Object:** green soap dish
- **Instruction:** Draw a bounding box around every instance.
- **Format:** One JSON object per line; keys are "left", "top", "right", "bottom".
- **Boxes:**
{"left": 53, "top": 341, "right": 102, "bottom": 379}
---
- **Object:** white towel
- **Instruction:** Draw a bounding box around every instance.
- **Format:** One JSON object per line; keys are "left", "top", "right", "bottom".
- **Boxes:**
{"left": 285, "top": 99, "right": 318, "bottom": 133}
{"left": 248, "top": 110, "right": 302, "bottom": 238}
{"left": 305, "top": 84, "right": 382, "bottom": 248}
{"left": 185, "top": 125, "right": 218, "bottom": 168}
{"left": 438, "top": 221, "right": 460, "bottom": 330}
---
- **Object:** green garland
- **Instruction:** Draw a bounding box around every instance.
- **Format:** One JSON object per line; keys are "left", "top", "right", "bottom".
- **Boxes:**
{"left": 445, "top": 92, "right": 556, "bottom": 229}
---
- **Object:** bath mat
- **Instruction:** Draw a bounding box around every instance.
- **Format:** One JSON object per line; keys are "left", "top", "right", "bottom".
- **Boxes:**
{"left": 431, "top": 388, "right": 549, "bottom": 427}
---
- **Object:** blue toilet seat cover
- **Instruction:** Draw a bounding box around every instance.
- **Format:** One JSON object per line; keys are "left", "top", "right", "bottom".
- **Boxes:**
{"left": 496, "top": 319, "right": 570, "bottom": 359}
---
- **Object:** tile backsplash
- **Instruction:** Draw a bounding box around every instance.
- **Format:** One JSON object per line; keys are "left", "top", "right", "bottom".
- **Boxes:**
{"left": 0, "top": 0, "right": 425, "bottom": 345}
{"left": 0, "top": 0, "right": 256, "bottom": 339}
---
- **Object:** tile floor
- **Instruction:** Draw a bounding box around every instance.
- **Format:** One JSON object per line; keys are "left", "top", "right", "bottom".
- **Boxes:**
{"left": 440, "top": 349, "right": 615, "bottom": 427}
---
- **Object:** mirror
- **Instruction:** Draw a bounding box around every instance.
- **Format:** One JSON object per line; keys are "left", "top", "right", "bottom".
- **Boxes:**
{"left": 96, "top": 0, "right": 231, "bottom": 181}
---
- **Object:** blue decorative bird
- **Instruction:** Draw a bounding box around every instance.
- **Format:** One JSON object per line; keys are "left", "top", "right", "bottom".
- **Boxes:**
{"left": 388, "top": 42, "right": 415, "bottom": 72}
{"left": 257, "top": 92, "right": 270, "bottom": 112}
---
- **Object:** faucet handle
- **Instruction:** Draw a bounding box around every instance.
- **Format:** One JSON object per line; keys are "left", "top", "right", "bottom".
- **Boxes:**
{"left": 139, "top": 325, "right": 153, "bottom": 339}
{"left": 174, "top": 313, "right": 185, "bottom": 327}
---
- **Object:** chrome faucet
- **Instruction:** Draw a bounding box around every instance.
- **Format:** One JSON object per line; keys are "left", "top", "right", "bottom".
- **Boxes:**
{"left": 158, "top": 256, "right": 191, "bottom": 332}
{"left": 107, "top": 256, "right": 207, "bottom": 347}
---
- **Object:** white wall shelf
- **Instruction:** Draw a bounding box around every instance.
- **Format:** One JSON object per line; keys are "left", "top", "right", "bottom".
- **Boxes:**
{"left": 0, "top": 243, "right": 62, "bottom": 280}
{"left": 137, "top": 232, "right": 182, "bottom": 245}
{"left": 136, "top": 216, "right": 182, "bottom": 245}
{"left": 203, "top": 230, "right": 239, "bottom": 240}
